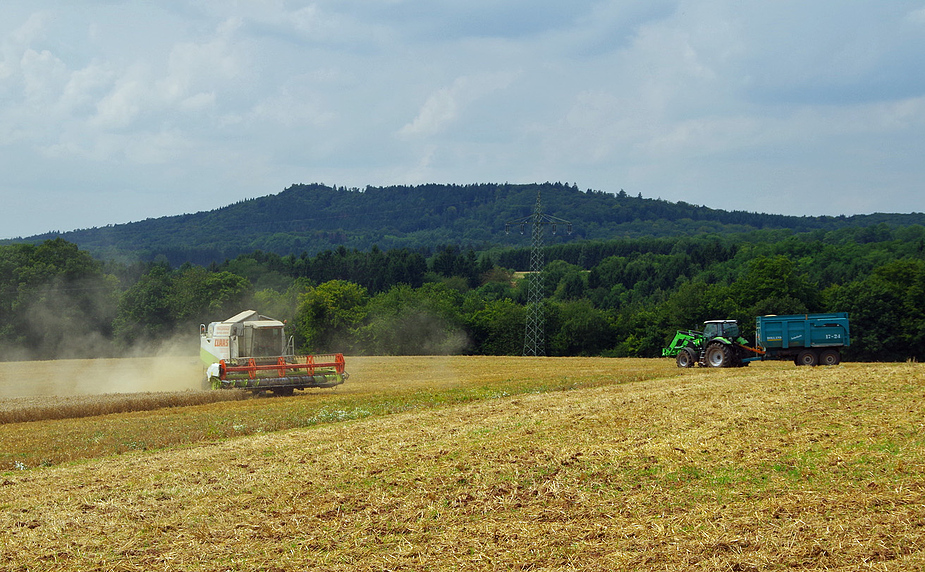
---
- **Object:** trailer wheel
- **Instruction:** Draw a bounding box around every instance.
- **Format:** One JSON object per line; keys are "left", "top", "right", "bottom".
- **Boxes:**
{"left": 704, "top": 343, "right": 732, "bottom": 367}
{"left": 676, "top": 349, "right": 696, "bottom": 368}
{"left": 819, "top": 349, "right": 840, "bottom": 366}
{"left": 796, "top": 350, "right": 818, "bottom": 366}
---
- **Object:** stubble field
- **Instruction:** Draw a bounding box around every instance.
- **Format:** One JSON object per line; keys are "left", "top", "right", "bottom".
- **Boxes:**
{"left": 1, "top": 356, "right": 924, "bottom": 570}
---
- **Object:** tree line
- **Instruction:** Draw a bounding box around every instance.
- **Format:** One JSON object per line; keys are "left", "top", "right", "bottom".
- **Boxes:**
{"left": 1, "top": 225, "right": 924, "bottom": 362}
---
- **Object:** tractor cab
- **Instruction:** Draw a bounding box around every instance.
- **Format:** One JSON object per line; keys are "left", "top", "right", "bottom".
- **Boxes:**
{"left": 702, "top": 320, "right": 740, "bottom": 341}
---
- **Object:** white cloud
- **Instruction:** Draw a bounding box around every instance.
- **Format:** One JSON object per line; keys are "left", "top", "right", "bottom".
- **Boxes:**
{"left": 906, "top": 7, "right": 925, "bottom": 26}
{"left": 59, "top": 63, "right": 114, "bottom": 115}
{"left": 19, "top": 49, "right": 68, "bottom": 103}
{"left": 398, "top": 84, "right": 460, "bottom": 138}
{"left": 122, "top": 129, "right": 192, "bottom": 165}
{"left": 398, "top": 72, "right": 517, "bottom": 139}
{"left": 250, "top": 86, "right": 334, "bottom": 128}
{"left": 9, "top": 10, "right": 50, "bottom": 46}
{"left": 158, "top": 21, "right": 243, "bottom": 103}
{"left": 179, "top": 91, "right": 216, "bottom": 112}
{"left": 91, "top": 71, "right": 149, "bottom": 130}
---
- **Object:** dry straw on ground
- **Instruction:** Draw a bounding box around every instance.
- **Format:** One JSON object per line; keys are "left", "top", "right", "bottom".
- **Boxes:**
{"left": 1, "top": 357, "right": 924, "bottom": 570}
{"left": 0, "top": 390, "right": 247, "bottom": 424}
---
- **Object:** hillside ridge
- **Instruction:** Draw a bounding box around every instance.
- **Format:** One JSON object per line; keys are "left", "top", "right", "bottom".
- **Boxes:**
{"left": 10, "top": 182, "right": 925, "bottom": 265}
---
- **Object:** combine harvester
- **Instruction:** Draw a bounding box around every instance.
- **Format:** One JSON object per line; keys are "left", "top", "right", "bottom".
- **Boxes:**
{"left": 200, "top": 310, "right": 347, "bottom": 395}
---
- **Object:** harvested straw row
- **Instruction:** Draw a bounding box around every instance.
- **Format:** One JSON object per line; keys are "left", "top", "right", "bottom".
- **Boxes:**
{"left": 0, "top": 390, "right": 247, "bottom": 424}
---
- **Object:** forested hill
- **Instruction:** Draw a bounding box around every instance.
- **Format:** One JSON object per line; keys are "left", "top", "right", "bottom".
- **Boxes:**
{"left": 16, "top": 182, "right": 925, "bottom": 265}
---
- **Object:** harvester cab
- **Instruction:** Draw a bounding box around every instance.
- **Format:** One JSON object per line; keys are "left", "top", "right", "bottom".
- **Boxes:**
{"left": 200, "top": 310, "right": 347, "bottom": 395}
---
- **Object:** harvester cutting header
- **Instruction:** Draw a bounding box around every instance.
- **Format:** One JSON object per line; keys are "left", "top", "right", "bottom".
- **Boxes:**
{"left": 200, "top": 310, "right": 347, "bottom": 395}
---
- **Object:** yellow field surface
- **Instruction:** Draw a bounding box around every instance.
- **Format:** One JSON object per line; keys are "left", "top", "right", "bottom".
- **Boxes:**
{"left": 0, "top": 353, "right": 645, "bottom": 398}
{"left": 0, "top": 356, "right": 672, "bottom": 466}
{"left": 1, "top": 357, "right": 924, "bottom": 570}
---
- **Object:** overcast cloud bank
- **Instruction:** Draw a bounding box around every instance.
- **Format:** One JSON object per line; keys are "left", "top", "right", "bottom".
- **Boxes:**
{"left": 2, "top": 1, "right": 924, "bottom": 239}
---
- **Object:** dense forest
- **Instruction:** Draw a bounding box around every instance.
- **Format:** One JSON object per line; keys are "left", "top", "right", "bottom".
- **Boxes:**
{"left": 2, "top": 223, "right": 924, "bottom": 363}
{"left": 10, "top": 182, "right": 925, "bottom": 267}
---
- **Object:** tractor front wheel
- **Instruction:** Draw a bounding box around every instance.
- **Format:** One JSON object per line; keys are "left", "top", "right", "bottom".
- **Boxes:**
{"left": 705, "top": 343, "right": 732, "bottom": 367}
{"left": 676, "top": 349, "right": 696, "bottom": 368}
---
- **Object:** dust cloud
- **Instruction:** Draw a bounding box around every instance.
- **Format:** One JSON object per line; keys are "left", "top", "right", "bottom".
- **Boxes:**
{"left": 0, "top": 279, "right": 212, "bottom": 397}
{"left": 353, "top": 309, "right": 470, "bottom": 356}
{"left": 0, "top": 333, "right": 206, "bottom": 399}
{"left": 0, "top": 355, "right": 204, "bottom": 399}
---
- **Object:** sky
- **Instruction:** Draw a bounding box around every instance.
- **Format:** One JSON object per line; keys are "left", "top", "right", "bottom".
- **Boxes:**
{"left": 2, "top": 1, "right": 925, "bottom": 239}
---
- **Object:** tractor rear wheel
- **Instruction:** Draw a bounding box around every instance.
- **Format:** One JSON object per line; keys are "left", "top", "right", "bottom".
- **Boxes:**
{"left": 796, "top": 350, "right": 818, "bottom": 366}
{"left": 704, "top": 343, "right": 732, "bottom": 367}
{"left": 676, "top": 349, "right": 696, "bottom": 368}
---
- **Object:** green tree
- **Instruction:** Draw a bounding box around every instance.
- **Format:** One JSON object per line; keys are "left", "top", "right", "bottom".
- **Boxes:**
{"left": 548, "top": 299, "right": 616, "bottom": 356}
{"left": 466, "top": 298, "right": 524, "bottom": 355}
{"left": 293, "top": 280, "right": 369, "bottom": 353}
{"left": 358, "top": 283, "right": 466, "bottom": 355}
{"left": 1, "top": 239, "right": 119, "bottom": 357}
{"left": 113, "top": 264, "right": 174, "bottom": 344}
{"left": 113, "top": 264, "right": 250, "bottom": 346}
{"left": 430, "top": 245, "right": 478, "bottom": 288}
{"left": 731, "top": 255, "right": 820, "bottom": 316}
{"left": 170, "top": 267, "right": 251, "bottom": 324}
{"left": 824, "top": 260, "right": 925, "bottom": 361}
{"left": 611, "top": 308, "right": 665, "bottom": 358}
{"left": 587, "top": 256, "right": 627, "bottom": 290}
{"left": 658, "top": 279, "right": 736, "bottom": 332}
{"left": 545, "top": 260, "right": 586, "bottom": 300}
{"left": 252, "top": 278, "right": 314, "bottom": 326}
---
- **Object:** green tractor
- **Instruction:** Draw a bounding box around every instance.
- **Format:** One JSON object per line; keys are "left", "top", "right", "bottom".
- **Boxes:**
{"left": 662, "top": 320, "right": 758, "bottom": 368}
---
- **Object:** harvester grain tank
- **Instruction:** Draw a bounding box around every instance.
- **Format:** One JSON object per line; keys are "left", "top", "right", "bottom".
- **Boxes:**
{"left": 200, "top": 310, "right": 347, "bottom": 394}
{"left": 662, "top": 312, "right": 850, "bottom": 367}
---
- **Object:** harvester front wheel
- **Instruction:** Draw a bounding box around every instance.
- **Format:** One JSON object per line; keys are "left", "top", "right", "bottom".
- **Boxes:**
{"left": 704, "top": 343, "right": 732, "bottom": 368}
{"left": 676, "top": 349, "right": 696, "bottom": 368}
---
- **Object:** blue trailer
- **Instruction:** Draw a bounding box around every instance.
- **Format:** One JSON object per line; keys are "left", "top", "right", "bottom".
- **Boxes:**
{"left": 755, "top": 313, "right": 850, "bottom": 366}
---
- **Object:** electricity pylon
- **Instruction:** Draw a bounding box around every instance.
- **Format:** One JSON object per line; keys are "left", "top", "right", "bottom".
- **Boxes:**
{"left": 506, "top": 192, "right": 572, "bottom": 356}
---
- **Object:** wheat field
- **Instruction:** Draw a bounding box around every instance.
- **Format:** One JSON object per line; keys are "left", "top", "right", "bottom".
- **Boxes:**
{"left": 1, "top": 356, "right": 924, "bottom": 570}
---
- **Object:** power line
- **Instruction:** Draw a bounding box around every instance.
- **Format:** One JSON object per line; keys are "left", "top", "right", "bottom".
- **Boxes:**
{"left": 506, "top": 191, "right": 572, "bottom": 356}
